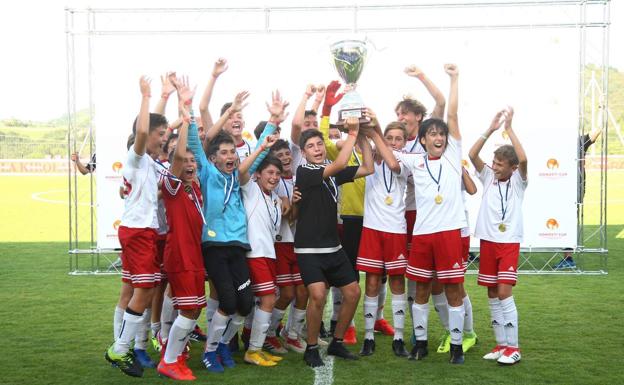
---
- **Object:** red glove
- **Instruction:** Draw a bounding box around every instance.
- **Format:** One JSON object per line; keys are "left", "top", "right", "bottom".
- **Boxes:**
{"left": 322, "top": 80, "right": 344, "bottom": 117}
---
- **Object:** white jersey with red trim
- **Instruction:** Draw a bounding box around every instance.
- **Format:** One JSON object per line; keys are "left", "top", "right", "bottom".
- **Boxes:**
{"left": 396, "top": 136, "right": 466, "bottom": 235}
{"left": 363, "top": 154, "right": 410, "bottom": 234}
{"left": 274, "top": 175, "right": 296, "bottom": 243}
{"left": 403, "top": 136, "right": 426, "bottom": 211}
{"left": 474, "top": 166, "right": 527, "bottom": 243}
{"left": 241, "top": 179, "right": 282, "bottom": 259}
{"left": 236, "top": 139, "right": 253, "bottom": 163}
{"left": 120, "top": 147, "right": 160, "bottom": 229}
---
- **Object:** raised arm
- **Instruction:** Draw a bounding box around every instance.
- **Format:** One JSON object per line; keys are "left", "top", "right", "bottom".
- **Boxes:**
{"left": 249, "top": 90, "right": 289, "bottom": 173}
{"left": 291, "top": 84, "right": 315, "bottom": 145}
{"left": 71, "top": 153, "right": 90, "bottom": 175}
{"left": 170, "top": 79, "right": 195, "bottom": 178}
{"left": 503, "top": 107, "right": 527, "bottom": 180}
{"left": 204, "top": 90, "right": 250, "bottom": 145}
{"left": 405, "top": 65, "right": 446, "bottom": 119}
{"left": 354, "top": 134, "right": 374, "bottom": 178}
{"left": 172, "top": 76, "right": 207, "bottom": 169}
{"left": 238, "top": 135, "right": 277, "bottom": 186}
{"left": 444, "top": 64, "right": 460, "bottom": 140}
{"left": 363, "top": 108, "right": 401, "bottom": 173}
{"left": 318, "top": 80, "right": 345, "bottom": 161}
{"left": 469, "top": 110, "right": 504, "bottom": 173}
{"left": 133, "top": 76, "right": 151, "bottom": 157}
{"left": 323, "top": 117, "right": 359, "bottom": 178}
{"left": 154, "top": 72, "right": 176, "bottom": 115}
{"left": 199, "top": 58, "right": 228, "bottom": 132}
{"left": 310, "top": 84, "right": 326, "bottom": 113}
{"left": 462, "top": 167, "right": 477, "bottom": 195}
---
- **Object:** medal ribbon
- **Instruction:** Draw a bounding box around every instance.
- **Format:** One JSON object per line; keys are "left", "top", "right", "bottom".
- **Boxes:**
{"left": 220, "top": 171, "right": 235, "bottom": 212}
{"left": 188, "top": 185, "right": 206, "bottom": 225}
{"left": 259, "top": 184, "right": 279, "bottom": 232}
{"left": 498, "top": 180, "right": 510, "bottom": 221}
{"left": 424, "top": 155, "right": 442, "bottom": 194}
{"left": 382, "top": 161, "right": 393, "bottom": 195}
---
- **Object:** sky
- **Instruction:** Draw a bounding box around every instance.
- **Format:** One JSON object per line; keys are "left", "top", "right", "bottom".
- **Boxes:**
{"left": 0, "top": 0, "right": 621, "bottom": 121}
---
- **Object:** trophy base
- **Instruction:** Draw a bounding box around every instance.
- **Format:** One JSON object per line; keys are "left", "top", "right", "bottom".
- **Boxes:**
{"left": 332, "top": 107, "right": 370, "bottom": 131}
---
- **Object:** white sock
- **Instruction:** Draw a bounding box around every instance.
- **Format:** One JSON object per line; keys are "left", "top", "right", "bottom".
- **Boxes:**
{"left": 114, "top": 310, "right": 142, "bottom": 354}
{"left": 134, "top": 308, "right": 151, "bottom": 350}
{"left": 463, "top": 295, "right": 474, "bottom": 334}
{"left": 407, "top": 280, "right": 416, "bottom": 322}
{"left": 377, "top": 283, "right": 387, "bottom": 320}
{"left": 331, "top": 287, "right": 343, "bottom": 322}
{"left": 164, "top": 315, "right": 196, "bottom": 364}
{"left": 151, "top": 322, "right": 161, "bottom": 338}
{"left": 268, "top": 308, "right": 286, "bottom": 338}
{"left": 113, "top": 306, "right": 124, "bottom": 341}
{"left": 285, "top": 300, "right": 296, "bottom": 334}
{"left": 412, "top": 303, "right": 429, "bottom": 341}
{"left": 205, "top": 297, "right": 219, "bottom": 330}
{"left": 488, "top": 298, "right": 507, "bottom": 346}
{"left": 249, "top": 308, "right": 272, "bottom": 351}
{"left": 391, "top": 293, "right": 406, "bottom": 341}
{"left": 448, "top": 305, "right": 465, "bottom": 346}
{"left": 205, "top": 311, "right": 229, "bottom": 353}
{"left": 289, "top": 307, "right": 307, "bottom": 339}
{"left": 501, "top": 296, "right": 519, "bottom": 348}
{"left": 244, "top": 298, "right": 257, "bottom": 329}
{"left": 220, "top": 314, "right": 244, "bottom": 344}
{"left": 363, "top": 295, "right": 378, "bottom": 340}
{"left": 161, "top": 296, "right": 176, "bottom": 343}
{"left": 432, "top": 293, "right": 449, "bottom": 330}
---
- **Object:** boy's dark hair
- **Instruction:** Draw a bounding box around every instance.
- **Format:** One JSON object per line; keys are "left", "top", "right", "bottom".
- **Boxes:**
{"left": 299, "top": 129, "right": 324, "bottom": 150}
{"left": 304, "top": 110, "right": 317, "bottom": 118}
{"left": 221, "top": 102, "right": 232, "bottom": 117}
{"left": 163, "top": 133, "right": 178, "bottom": 154}
{"left": 255, "top": 121, "right": 282, "bottom": 140}
{"left": 168, "top": 147, "right": 193, "bottom": 163}
{"left": 132, "top": 113, "right": 168, "bottom": 135}
{"left": 270, "top": 139, "right": 290, "bottom": 154}
{"left": 418, "top": 118, "right": 449, "bottom": 150}
{"left": 494, "top": 144, "right": 519, "bottom": 166}
{"left": 207, "top": 131, "right": 235, "bottom": 158}
{"left": 384, "top": 121, "right": 408, "bottom": 139}
{"left": 395, "top": 97, "right": 427, "bottom": 123}
{"left": 126, "top": 134, "right": 135, "bottom": 150}
{"left": 256, "top": 154, "right": 284, "bottom": 174}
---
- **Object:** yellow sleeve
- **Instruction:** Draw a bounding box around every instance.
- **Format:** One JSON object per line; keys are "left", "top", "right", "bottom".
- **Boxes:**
{"left": 320, "top": 116, "right": 339, "bottom": 161}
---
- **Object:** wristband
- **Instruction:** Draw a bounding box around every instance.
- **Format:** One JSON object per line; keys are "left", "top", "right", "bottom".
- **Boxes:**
{"left": 142, "top": 94, "right": 151, "bottom": 98}
{"left": 182, "top": 117, "right": 190, "bottom": 124}
{"left": 161, "top": 93, "right": 170, "bottom": 99}
{"left": 184, "top": 99, "right": 192, "bottom": 106}
{"left": 481, "top": 133, "right": 489, "bottom": 141}
{"left": 416, "top": 73, "right": 425, "bottom": 81}
{"left": 167, "top": 126, "right": 174, "bottom": 132}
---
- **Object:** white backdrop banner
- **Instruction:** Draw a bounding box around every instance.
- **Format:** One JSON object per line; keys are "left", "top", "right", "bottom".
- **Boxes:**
{"left": 95, "top": 16, "right": 579, "bottom": 249}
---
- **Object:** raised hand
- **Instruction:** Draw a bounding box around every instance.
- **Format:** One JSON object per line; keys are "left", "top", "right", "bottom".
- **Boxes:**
{"left": 404, "top": 65, "right": 424, "bottom": 79}
{"left": 174, "top": 75, "right": 196, "bottom": 106}
{"left": 444, "top": 63, "right": 459, "bottom": 77}
{"left": 488, "top": 110, "right": 505, "bottom": 134}
{"left": 260, "top": 134, "right": 278, "bottom": 151}
{"left": 140, "top": 76, "right": 151, "bottom": 97}
{"left": 266, "top": 89, "right": 290, "bottom": 124}
{"left": 503, "top": 106, "right": 514, "bottom": 130}
{"left": 71, "top": 152, "right": 78, "bottom": 162}
{"left": 345, "top": 116, "right": 360, "bottom": 136}
{"left": 160, "top": 72, "right": 176, "bottom": 98}
{"left": 212, "top": 58, "right": 228, "bottom": 78}
{"left": 231, "top": 91, "right": 251, "bottom": 113}
{"left": 324, "top": 80, "right": 345, "bottom": 109}
{"left": 292, "top": 186, "right": 302, "bottom": 204}
{"left": 305, "top": 84, "right": 316, "bottom": 98}
{"left": 314, "top": 84, "right": 326, "bottom": 103}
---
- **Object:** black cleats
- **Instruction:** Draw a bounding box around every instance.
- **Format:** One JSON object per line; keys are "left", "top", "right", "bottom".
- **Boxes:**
{"left": 319, "top": 321, "right": 330, "bottom": 339}
{"left": 392, "top": 339, "right": 409, "bottom": 357}
{"left": 328, "top": 339, "right": 359, "bottom": 360}
{"left": 359, "top": 339, "right": 375, "bottom": 356}
{"left": 304, "top": 346, "right": 325, "bottom": 368}
{"left": 408, "top": 340, "right": 428, "bottom": 361}
{"left": 449, "top": 343, "right": 465, "bottom": 364}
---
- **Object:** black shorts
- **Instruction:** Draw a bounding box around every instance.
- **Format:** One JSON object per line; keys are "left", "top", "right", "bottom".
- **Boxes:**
{"left": 296, "top": 249, "right": 358, "bottom": 288}
{"left": 340, "top": 216, "right": 363, "bottom": 269}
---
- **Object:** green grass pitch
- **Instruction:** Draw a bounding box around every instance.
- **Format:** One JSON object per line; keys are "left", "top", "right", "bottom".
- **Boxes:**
{"left": 0, "top": 171, "right": 622, "bottom": 384}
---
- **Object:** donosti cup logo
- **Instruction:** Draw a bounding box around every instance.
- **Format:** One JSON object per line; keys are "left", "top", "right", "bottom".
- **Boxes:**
{"left": 112, "top": 162, "right": 123, "bottom": 173}
{"left": 546, "top": 158, "right": 559, "bottom": 169}
{"left": 546, "top": 218, "right": 559, "bottom": 230}
{"left": 113, "top": 219, "right": 122, "bottom": 230}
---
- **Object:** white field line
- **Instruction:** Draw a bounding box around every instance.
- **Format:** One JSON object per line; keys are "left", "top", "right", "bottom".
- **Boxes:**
{"left": 31, "top": 189, "right": 91, "bottom": 206}
{"left": 313, "top": 292, "right": 335, "bottom": 385}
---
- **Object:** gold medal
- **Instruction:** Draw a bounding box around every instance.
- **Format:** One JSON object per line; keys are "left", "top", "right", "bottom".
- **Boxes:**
{"left": 498, "top": 223, "right": 507, "bottom": 232}
{"left": 434, "top": 194, "right": 443, "bottom": 204}
{"left": 384, "top": 195, "right": 393, "bottom": 205}
{"left": 207, "top": 230, "right": 216, "bottom": 237}
{"left": 276, "top": 234, "right": 282, "bottom": 241}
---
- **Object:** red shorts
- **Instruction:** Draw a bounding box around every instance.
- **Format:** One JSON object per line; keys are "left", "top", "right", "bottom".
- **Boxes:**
{"left": 168, "top": 270, "right": 207, "bottom": 310}
{"left": 405, "top": 210, "right": 416, "bottom": 243}
{"left": 406, "top": 229, "right": 464, "bottom": 284}
{"left": 275, "top": 242, "right": 303, "bottom": 287}
{"left": 478, "top": 239, "right": 519, "bottom": 287}
{"left": 462, "top": 236, "right": 470, "bottom": 272}
{"left": 356, "top": 227, "right": 408, "bottom": 275}
{"left": 156, "top": 234, "right": 167, "bottom": 281}
{"left": 247, "top": 257, "right": 277, "bottom": 296}
{"left": 118, "top": 226, "right": 160, "bottom": 288}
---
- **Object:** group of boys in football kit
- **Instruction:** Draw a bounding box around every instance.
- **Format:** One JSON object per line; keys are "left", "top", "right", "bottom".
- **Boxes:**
{"left": 105, "top": 60, "right": 528, "bottom": 380}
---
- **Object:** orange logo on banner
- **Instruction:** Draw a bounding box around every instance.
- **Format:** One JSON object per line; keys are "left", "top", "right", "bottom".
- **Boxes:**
{"left": 546, "top": 218, "right": 559, "bottom": 230}
{"left": 242, "top": 131, "right": 254, "bottom": 142}
{"left": 112, "top": 162, "right": 123, "bottom": 173}
{"left": 546, "top": 158, "right": 559, "bottom": 169}
{"left": 113, "top": 219, "right": 122, "bottom": 230}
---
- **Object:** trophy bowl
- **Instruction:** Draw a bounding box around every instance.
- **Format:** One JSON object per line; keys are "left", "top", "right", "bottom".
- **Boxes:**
{"left": 330, "top": 39, "right": 370, "bottom": 130}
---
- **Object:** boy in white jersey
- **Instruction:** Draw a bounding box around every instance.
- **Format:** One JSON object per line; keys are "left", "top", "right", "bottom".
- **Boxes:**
{"left": 105, "top": 76, "right": 168, "bottom": 377}
{"left": 356, "top": 120, "right": 411, "bottom": 358}
{"left": 468, "top": 107, "right": 527, "bottom": 365}
{"left": 264, "top": 139, "right": 309, "bottom": 354}
{"left": 390, "top": 64, "right": 467, "bottom": 364}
